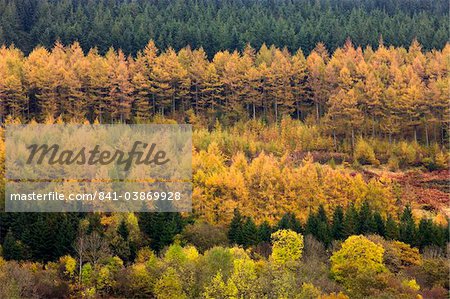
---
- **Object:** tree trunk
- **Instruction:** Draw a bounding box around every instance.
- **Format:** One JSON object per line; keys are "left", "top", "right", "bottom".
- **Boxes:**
{"left": 414, "top": 126, "right": 417, "bottom": 143}
{"left": 372, "top": 115, "right": 376, "bottom": 138}
{"left": 351, "top": 127, "right": 355, "bottom": 151}
{"left": 274, "top": 100, "right": 278, "bottom": 122}
{"left": 315, "top": 102, "right": 320, "bottom": 123}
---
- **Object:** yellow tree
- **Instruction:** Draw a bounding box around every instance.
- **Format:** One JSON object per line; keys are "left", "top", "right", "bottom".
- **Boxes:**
{"left": 24, "top": 46, "right": 58, "bottom": 119}
{"left": 0, "top": 45, "right": 27, "bottom": 119}
{"left": 267, "top": 48, "right": 294, "bottom": 121}
{"left": 330, "top": 235, "right": 388, "bottom": 294}
{"left": 151, "top": 48, "right": 189, "bottom": 117}
{"left": 85, "top": 48, "right": 109, "bottom": 122}
{"left": 382, "top": 65, "right": 405, "bottom": 142}
{"left": 270, "top": 229, "right": 304, "bottom": 266}
{"left": 306, "top": 45, "right": 329, "bottom": 123}
{"left": 186, "top": 48, "right": 209, "bottom": 114}
{"left": 130, "top": 52, "right": 152, "bottom": 121}
{"left": 244, "top": 66, "right": 263, "bottom": 119}
{"left": 106, "top": 48, "right": 133, "bottom": 122}
{"left": 291, "top": 49, "right": 308, "bottom": 120}
{"left": 51, "top": 42, "right": 86, "bottom": 121}
{"left": 402, "top": 66, "right": 425, "bottom": 142}
{"left": 363, "top": 70, "right": 384, "bottom": 137}
{"left": 200, "top": 63, "right": 223, "bottom": 118}
{"left": 220, "top": 50, "right": 246, "bottom": 119}
{"left": 327, "top": 87, "right": 364, "bottom": 149}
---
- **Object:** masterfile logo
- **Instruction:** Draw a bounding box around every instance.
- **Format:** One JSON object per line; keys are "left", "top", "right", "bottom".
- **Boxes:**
{"left": 5, "top": 124, "right": 192, "bottom": 212}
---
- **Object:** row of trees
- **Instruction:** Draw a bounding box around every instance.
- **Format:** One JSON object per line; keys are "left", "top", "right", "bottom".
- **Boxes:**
{"left": 2, "top": 202, "right": 447, "bottom": 266}
{"left": 228, "top": 205, "right": 449, "bottom": 251}
{"left": 1, "top": 229, "right": 448, "bottom": 298}
{"left": 0, "top": 0, "right": 447, "bottom": 56}
{"left": 0, "top": 40, "right": 449, "bottom": 145}
{"left": 193, "top": 140, "right": 441, "bottom": 225}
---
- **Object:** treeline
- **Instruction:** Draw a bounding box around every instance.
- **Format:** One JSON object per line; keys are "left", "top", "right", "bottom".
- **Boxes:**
{"left": 0, "top": 40, "right": 449, "bottom": 146}
{"left": 1, "top": 192, "right": 447, "bottom": 265}
{"left": 0, "top": 215, "right": 448, "bottom": 298}
{"left": 0, "top": 0, "right": 447, "bottom": 56}
{"left": 228, "top": 204, "right": 448, "bottom": 252}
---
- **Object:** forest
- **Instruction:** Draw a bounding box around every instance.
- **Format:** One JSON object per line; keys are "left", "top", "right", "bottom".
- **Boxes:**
{"left": 0, "top": 0, "right": 448, "bottom": 56}
{"left": 0, "top": 39, "right": 449, "bottom": 296}
{"left": 0, "top": 0, "right": 449, "bottom": 298}
{"left": 0, "top": 40, "right": 448, "bottom": 147}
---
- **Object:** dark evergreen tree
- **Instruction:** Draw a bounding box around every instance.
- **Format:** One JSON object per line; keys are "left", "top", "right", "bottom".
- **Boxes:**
{"left": 373, "top": 211, "right": 386, "bottom": 237}
{"left": 305, "top": 212, "right": 318, "bottom": 236}
{"left": 2, "top": 229, "right": 30, "bottom": 261}
{"left": 138, "top": 212, "right": 184, "bottom": 252}
{"left": 276, "top": 212, "right": 302, "bottom": 233}
{"left": 241, "top": 217, "right": 258, "bottom": 248}
{"left": 417, "top": 218, "right": 433, "bottom": 250}
{"left": 113, "top": 218, "right": 136, "bottom": 263}
{"left": 117, "top": 219, "right": 130, "bottom": 241}
{"left": 257, "top": 221, "right": 272, "bottom": 243}
{"left": 385, "top": 214, "right": 399, "bottom": 240}
{"left": 317, "top": 205, "right": 328, "bottom": 223}
{"left": 358, "top": 201, "right": 374, "bottom": 234}
{"left": 54, "top": 214, "right": 78, "bottom": 258}
{"left": 228, "top": 209, "right": 244, "bottom": 245}
{"left": 316, "top": 220, "right": 331, "bottom": 247}
{"left": 27, "top": 214, "right": 59, "bottom": 262}
{"left": 305, "top": 206, "right": 331, "bottom": 246}
{"left": 343, "top": 204, "right": 358, "bottom": 238}
{"left": 316, "top": 206, "right": 331, "bottom": 246}
{"left": 331, "top": 205, "right": 345, "bottom": 240}
{"left": 86, "top": 213, "right": 103, "bottom": 235}
{"left": 431, "top": 222, "right": 448, "bottom": 248}
{"left": 399, "top": 205, "right": 416, "bottom": 246}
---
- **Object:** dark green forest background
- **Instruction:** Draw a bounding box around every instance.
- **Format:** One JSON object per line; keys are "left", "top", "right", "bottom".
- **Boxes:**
{"left": 0, "top": 0, "right": 448, "bottom": 57}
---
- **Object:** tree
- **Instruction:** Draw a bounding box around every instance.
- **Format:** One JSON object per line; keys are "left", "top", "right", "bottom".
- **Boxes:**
{"left": 105, "top": 48, "right": 133, "bottom": 122}
{"left": 416, "top": 218, "right": 434, "bottom": 250}
{"left": 399, "top": 206, "right": 416, "bottom": 246}
{"left": 276, "top": 212, "right": 302, "bottom": 233}
{"left": 291, "top": 49, "right": 309, "bottom": 120}
{"left": 180, "top": 221, "right": 228, "bottom": 252}
{"left": 202, "top": 271, "right": 238, "bottom": 299}
{"left": 151, "top": 48, "right": 189, "bottom": 116}
{"left": 228, "top": 258, "right": 259, "bottom": 298}
{"left": 327, "top": 88, "right": 364, "bottom": 149}
{"left": 343, "top": 204, "right": 358, "bottom": 238}
{"left": 267, "top": 48, "right": 294, "bottom": 121}
{"left": 373, "top": 211, "right": 386, "bottom": 237}
{"left": 130, "top": 53, "right": 152, "bottom": 120}
{"left": 85, "top": 48, "right": 109, "bottom": 122}
{"left": 138, "top": 212, "right": 184, "bottom": 252}
{"left": 270, "top": 229, "right": 304, "bottom": 266}
{"left": 331, "top": 206, "right": 345, "bottom": 240}
{"left": 112, "top": 219, "right": 134, "bottom": 263}
{"left": 241, "top": 217, "right": 258, "bottom": 248}
{"left": 0, "top": 45, "right": 27, "bottom": 119}
{"left": 385, "top": 215, "right": 399, "bottom": 240}
{"left": 357, "top": 201, "right": 375, "bottom": 234}
{"left": 306, "top": 46, "right": 329, "bottom": 123}
{"left": 51, "top": 42, "right": 85, "bottom": 121}
{"left": 24, "top": 46, "right": 57, "bottom": 118}
{"left": 330, "top": 235, "right": 388, "bottom": 285}
{"left": 228, "top": 209, "right": 243, "bottom": 245}
{"left": 257, "top": 221, "right": 272, "bottom": 243}
{"left": 2, "top": 230, "right": 29, "bottom": 261}
{"left": 154, "top": 267, "right": 187, "bottom": 299}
